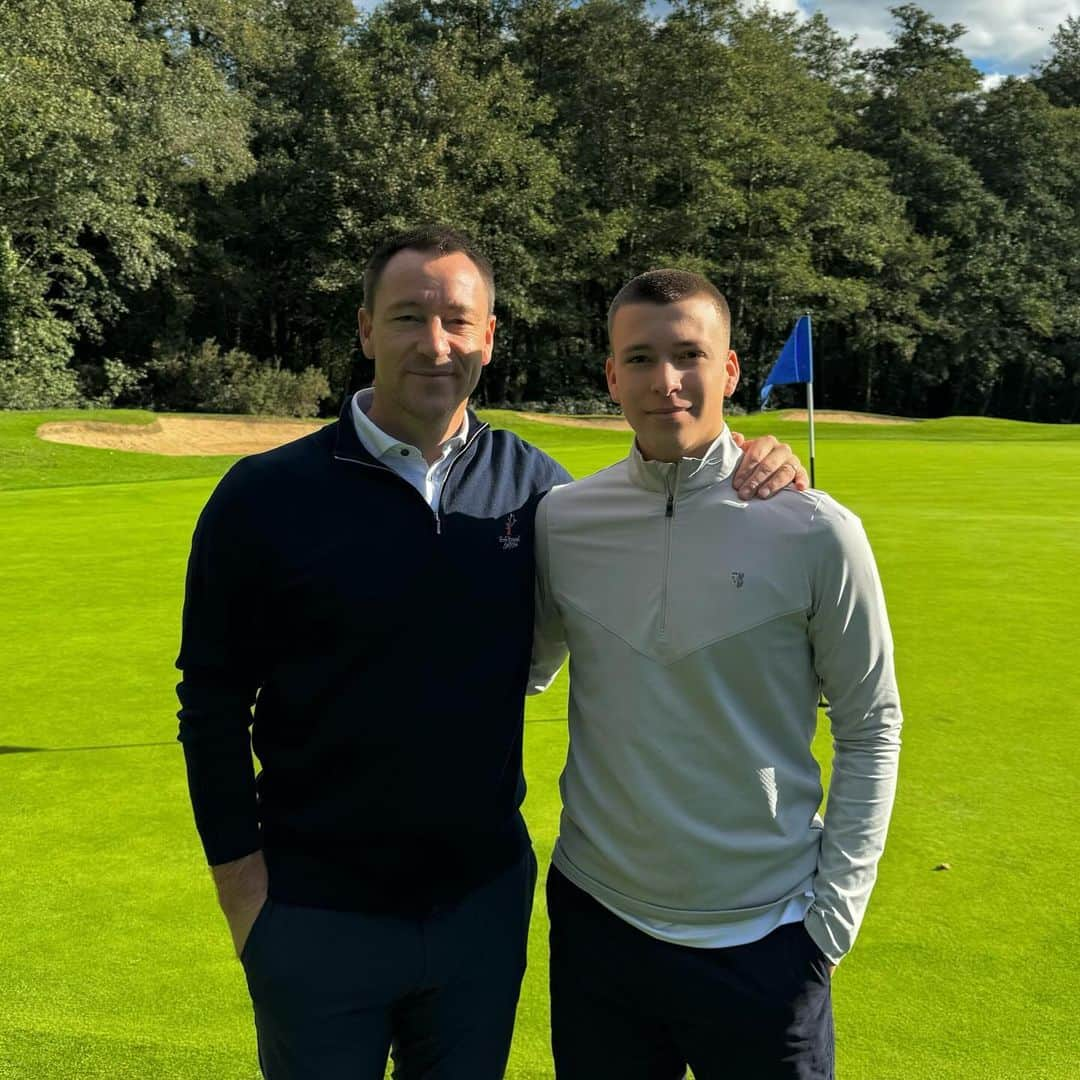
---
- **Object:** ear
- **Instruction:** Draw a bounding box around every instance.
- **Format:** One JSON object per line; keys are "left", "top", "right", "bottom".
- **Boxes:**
{"left": 605, "top": 356, "right": 620, "bottom": 403}
{"left": 724, "top": 350, "right": 740, "bottom": 397}
{"left": 358, "top": 308, "right": 375, "bottom": 360}
{"left": 481, "top": 314, "right": 496, "bottom": 368}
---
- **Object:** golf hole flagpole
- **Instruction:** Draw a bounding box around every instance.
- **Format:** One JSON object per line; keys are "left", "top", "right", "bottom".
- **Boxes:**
{"left": 765, "top": 313, "right": 825, "bottom": 709}
{"left": 759, "top": 314, "right": 815, "bottom": 485}
{"left": 805, "top": 312, "right": 815, "bottom": 488}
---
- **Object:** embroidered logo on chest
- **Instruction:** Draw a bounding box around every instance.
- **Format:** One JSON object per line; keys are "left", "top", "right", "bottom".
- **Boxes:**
{"left": 731, "top": 571, "right": 745, "bottom": 588}
{"left": 498, "top": 512, "right": 521, "bottom": 551}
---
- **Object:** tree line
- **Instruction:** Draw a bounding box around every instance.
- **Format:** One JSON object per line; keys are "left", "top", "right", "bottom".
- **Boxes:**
{"left": 2, "top": 0, "right": 1078, "bottom": 420}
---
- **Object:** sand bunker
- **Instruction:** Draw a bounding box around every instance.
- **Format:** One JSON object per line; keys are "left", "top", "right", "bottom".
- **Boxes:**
{"left": 515, "top": 411, "right": 631, "bottom": 431}
{"left": 517, "top": 409, "right": 911, "bottom": 430}
{"left": 37, "top": 415, "right": 324, "bottom": 456}
{"left": 779, "top": 410, "right": 913, "bottom": 425}
{"left": 36, "top": 407, "right": 913, "bottom": 458}
{"left": 37, "top": 413, "right": 629, "bottom": 456}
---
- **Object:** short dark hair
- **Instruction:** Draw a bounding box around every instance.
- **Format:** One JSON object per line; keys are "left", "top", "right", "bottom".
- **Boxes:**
{"left": 363, "top": 225, "right": 495, "bottom": 315}
{"left": 607, "top": 269, "right": 730, "bottom": 344}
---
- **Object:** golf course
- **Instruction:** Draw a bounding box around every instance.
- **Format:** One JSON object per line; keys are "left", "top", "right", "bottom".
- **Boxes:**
{"left": 1, "top": 407, "right": 1078, "bottom": 1079}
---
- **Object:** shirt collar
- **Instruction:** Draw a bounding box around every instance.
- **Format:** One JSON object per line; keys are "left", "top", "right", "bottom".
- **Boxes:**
{"left": 625, "top": 425, "right": 743, "bottom": 495}
{"left": 350, "top": 388, "right": 468, "bottom": 463}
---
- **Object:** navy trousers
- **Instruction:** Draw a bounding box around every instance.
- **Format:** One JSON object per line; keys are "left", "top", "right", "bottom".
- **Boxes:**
{"left": 547, "top": 866, "right": 834, "bottom": 1080}
{"left": 240, "top": 850, "right": 537, "bottom": 1080}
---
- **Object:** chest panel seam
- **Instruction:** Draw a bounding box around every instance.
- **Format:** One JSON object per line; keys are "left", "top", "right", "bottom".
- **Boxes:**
{"left": 557, "top": 595, "right": 809, "bottom": 667}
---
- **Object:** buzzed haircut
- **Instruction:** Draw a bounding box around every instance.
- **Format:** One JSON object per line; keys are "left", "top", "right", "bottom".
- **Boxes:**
{"left": 607, "top": 269, "right": 730, "bottom": 344}
{"left": 363, "top": 225, "right": 496, "bottom": 315}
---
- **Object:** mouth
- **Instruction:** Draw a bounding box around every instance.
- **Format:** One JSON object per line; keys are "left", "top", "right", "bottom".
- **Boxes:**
{"left": 647, "top": 406, "right": 690, "bottom": 415}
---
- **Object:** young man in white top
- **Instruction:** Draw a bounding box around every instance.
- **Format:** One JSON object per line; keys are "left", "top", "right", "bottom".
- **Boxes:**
{"left": 531, "top": 270, "right": 902, "bottom": 1079}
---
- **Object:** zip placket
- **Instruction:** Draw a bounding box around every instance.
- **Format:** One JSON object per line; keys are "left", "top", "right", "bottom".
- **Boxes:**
{"left": 333, "top": 421, "right": 489, "bottom": 535}
{"left": 659, "top": 466, "right": 681, "bottom": 636}
{"left": 433, "top": 422, "right": 486, "bottom": 534}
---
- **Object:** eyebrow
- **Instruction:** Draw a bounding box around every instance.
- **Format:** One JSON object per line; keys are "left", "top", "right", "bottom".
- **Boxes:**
{"left": 620, "top": 339, "right": 705, "bottom": 354}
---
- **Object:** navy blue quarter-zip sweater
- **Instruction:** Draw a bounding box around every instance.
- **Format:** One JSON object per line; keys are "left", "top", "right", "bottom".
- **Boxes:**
{"left": 176, "top": 398, "right": 571, "bottom": 914}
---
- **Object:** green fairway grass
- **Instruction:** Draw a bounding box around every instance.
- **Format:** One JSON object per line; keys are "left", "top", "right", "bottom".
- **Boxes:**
{"left": 2, "top": 409, "right": 1078, "bottom": 1078}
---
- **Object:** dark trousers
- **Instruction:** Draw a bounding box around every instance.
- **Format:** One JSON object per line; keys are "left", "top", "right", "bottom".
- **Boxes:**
{"left": 547, "top": 866, "right": 834, "bottom": 1080}
{"left": 240, "top": 850, "right": 537, "bottom": 1080}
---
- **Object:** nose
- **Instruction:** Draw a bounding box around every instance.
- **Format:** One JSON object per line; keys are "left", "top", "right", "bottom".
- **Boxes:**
{"left": 419, "top": 317, "right": 452, "bottom": 361}
{"left": 653, "top": 360, "right": 681, "bottom": 397}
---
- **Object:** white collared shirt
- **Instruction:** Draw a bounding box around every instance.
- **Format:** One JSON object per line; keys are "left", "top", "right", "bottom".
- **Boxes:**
{"left": 350, "top": 389, "right": 469, "bottom": 512}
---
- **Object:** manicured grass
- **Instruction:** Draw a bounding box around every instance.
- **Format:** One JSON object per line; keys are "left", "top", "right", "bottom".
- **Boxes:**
{"left": 1, "top": 409, "right": 1078, "bottom": 1078}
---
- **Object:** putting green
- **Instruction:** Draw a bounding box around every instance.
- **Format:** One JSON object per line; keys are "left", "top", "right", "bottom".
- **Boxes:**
{"left": 1, "top": 409, "right": 1078, "bottom": 1078}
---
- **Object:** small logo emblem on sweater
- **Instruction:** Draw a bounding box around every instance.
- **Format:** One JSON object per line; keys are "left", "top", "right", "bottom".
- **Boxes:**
{"left": 499, "top": 513, "right": 521, "bottom": 551}
{"left": 731, "top": 571, "right": 745, "bottom": 588}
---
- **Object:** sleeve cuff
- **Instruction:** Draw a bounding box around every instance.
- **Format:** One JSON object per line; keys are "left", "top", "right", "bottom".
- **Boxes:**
{"left": 805, "top": 905, "right": 848, "bottom": 967}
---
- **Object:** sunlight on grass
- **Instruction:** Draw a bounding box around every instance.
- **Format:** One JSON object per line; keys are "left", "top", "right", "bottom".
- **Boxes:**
{"left": 1, "top": 409, "right": 1078, "bottom": 1078}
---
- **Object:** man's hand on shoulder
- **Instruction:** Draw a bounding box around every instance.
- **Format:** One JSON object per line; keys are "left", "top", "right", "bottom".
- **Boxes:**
{"left": 211, "top": 849, "right": 269, "bottom": 958}
{"left": 729, "top": 431, "right": 809, "bottom": 500}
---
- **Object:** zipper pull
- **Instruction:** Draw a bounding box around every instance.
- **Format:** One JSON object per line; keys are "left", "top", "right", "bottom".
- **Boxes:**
{"left": 665, "top": 493, "right": 674, "bottom": 518}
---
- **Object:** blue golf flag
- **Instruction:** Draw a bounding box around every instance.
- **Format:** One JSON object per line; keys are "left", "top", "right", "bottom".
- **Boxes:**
{"left": 760, "top": 315, "right": 813, "bottom": 404}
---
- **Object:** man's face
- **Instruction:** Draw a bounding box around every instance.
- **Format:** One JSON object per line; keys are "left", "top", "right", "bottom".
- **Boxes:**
{"left": 606, "top": 296, "right": 740, "bottom": 462}
{"left": 358, "top": 248, "right": 495, "bottom": 431}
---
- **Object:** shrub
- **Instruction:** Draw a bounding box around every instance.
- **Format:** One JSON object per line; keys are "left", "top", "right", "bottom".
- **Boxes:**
{"left": 146, "top": 340, "right": 330, "bottom": 417}
{"left": 0, "top": 318, "right": 80, "bottom": 410}
{"left": 77, "top": 358, "right": 147, "bottom": 408}
{"left": 232, "top": 364, "right": 331, "bottom": 418}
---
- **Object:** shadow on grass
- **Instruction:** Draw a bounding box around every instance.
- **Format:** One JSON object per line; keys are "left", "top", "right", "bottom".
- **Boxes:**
{"left": 2, "top": 724, "right": 570, "bottom": 753}
{"left": 0, "top": 741, "right": 176, "bottom": 754}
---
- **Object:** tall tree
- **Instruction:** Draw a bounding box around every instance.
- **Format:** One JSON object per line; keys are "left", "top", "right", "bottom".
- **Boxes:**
{"left": 960, "top": 77, "right": 1080, "bottom": 419}
{"left": 0, "top": 0, "right": 253, "bottom": 405}
{"left": 320, "top": 1, "right": 561, "bottom": 400}
{"left": 1036, "top": 15, "right": 1080, "bottom": 108}
{"left": 137, "top": 0, "right": 362, "bottom": 384}
{"left": 854, "top": 4, "right": 1005, "bottom": 415}
{"left": 511, "top": 0, "right": 933, "bottom": 409}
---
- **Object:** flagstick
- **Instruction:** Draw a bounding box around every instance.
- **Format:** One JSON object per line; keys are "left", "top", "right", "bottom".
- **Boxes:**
{"left": 804, "top": 315, "right": 826, "bottom": 709}
{"left": 805, "top": 312, "right": 816, "bottom": 488}
{"left": 809, "top": 374, "right": 826, "bottom": 709}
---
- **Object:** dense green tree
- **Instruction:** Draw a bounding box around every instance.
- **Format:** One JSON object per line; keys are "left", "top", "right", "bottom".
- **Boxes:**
{"left": 1036, "top": 15, "right": 1080, "bottom": 108}
{"left": 663, "top": 3, "right": 934, "bottom": 407}
{"left": 506, "top": 0, "right": 662, "bottom": 397}
{"left": 1, "top": 0, "right": 1076, "bottom": 419}
{"left": 129, "top": 0, "right": 560, "bottom": 400}
{"left": 960, "top": 78, "right": 1080, "bottom": 419}
{"left": 0, "top": 0, "right": 252, "bottom": 405}
{"left": 320, "top": 2, "right": 562, "bottom": 400}
{"left": 509, "top": 0, "right": 935, "bottom": 409}
{"left": 850, "top": 5, "right": 1080, "bottom": 419}
{"left": 132, "top": 0, "right": 361, "bottom": 385}
{"left": 852, "top": 5, "right": 1005, "bottom": 414}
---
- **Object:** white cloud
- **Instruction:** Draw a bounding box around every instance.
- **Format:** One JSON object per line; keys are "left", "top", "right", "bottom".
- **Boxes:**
{"left": 763, "top": 1, "right": 1070, "bottom": 72}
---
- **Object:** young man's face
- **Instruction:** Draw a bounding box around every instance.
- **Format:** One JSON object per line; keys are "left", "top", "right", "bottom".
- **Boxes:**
{"left": 606, "top": 296, "right": 740, "bottom": 462}
{"left": 358, "top": 248, "right": 495, "bottom": 433}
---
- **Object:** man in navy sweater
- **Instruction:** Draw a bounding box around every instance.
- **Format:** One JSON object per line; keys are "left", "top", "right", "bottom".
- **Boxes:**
{"left": 176, "top": 226, "right": 805, "bottom": 1080}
